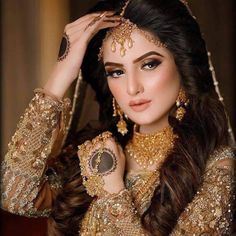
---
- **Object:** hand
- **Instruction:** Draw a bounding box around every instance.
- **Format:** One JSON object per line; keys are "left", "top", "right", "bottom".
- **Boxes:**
{"left": 78, "top": 132, "right": 126, "bottom": 197}
{"left": 101, "top": 138, "right": 126, "bottom": 194}
{"left": 44, "top": 12, "right": 121, "bottom": 99}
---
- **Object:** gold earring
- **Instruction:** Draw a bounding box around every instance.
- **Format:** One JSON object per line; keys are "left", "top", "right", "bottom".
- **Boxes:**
{"left": 175, "top": 88, "right": 189, "bottom": 121}
{"left": 112, "top": 98, "right": 128, "bottom": 135}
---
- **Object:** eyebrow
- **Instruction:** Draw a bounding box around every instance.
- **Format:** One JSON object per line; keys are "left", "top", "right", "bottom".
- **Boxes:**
{"left": 104, "top": 51, "right": 164, "bottom": 67}
{"left": 133, "top": 51, "right": 164, "bottom": 63}
{"left": 104, "top": 62, "right": 124, "bottom": 67}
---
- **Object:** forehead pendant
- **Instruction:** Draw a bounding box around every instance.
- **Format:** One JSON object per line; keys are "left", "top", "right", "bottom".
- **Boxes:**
{"left": 98, "top": 1, "right": 167, "bottom": 60}
{"left": 109, "top": 19, "right": 136, "bottom": 57}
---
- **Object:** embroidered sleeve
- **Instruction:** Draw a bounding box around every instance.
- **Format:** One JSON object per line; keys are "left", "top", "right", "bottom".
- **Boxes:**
{"left": 80, "top": 188, "right": 149, "bottom": 236}
{"left": 171, "top": 151, "right": 235, "bottom": 235}
{"left": 0, "top": 91, "right": 70, "bottom": 217}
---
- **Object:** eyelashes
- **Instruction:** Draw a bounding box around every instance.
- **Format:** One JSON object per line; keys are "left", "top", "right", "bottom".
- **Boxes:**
{"left": 105, "top": 59, "right": 162, "bottom": 79}
{"left": 105, "top": 69, "right": 124, "bottom": 78}
{"left": 141, "top": 59, "right": 161, "bottom": 70}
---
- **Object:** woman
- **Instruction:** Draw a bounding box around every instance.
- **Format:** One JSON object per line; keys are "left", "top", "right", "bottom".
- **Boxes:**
{"left": 1, "top": 0, "right": 235, "bottom": 235}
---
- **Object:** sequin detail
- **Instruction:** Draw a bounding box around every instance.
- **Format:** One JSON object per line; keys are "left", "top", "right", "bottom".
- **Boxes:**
{"left": 80, "top": 189, "right": 149, "bottom": 236}
{"left": 171, "top": 147, "right": 235, "bottom": 235}
{"left": 79, "top": 146, "right": 235, "bottom": 235}
{"left": 0, "top": 98, "right": 234, "bottom": 236}
{"left": 0, "top": 92, "right": 70, "bottom": 217}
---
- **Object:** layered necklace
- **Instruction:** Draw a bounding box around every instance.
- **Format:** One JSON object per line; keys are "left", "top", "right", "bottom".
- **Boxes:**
{"left": 125, "top": 125, "right": 178, "bottom": 169}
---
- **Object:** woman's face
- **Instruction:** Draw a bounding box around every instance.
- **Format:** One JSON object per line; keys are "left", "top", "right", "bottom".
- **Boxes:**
{"left": 102, "top": 30, "right": 181, "bottom": 133}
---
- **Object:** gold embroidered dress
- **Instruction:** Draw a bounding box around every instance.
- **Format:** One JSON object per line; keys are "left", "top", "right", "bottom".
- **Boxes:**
{"left": 1, "top": 93, "right": 235, "bottom": 235}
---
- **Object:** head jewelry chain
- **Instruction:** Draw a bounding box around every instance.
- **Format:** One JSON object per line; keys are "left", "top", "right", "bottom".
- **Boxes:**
{"left": 98, "top": 0, "right": 167, "bottom": 60}
{"left": 63, "top": 0, "right": 235, "bottom": 148}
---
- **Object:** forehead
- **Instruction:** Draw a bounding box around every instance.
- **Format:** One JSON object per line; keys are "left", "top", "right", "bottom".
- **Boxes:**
{"left": 102, "top": 29, "right": 171, "bottom": 63}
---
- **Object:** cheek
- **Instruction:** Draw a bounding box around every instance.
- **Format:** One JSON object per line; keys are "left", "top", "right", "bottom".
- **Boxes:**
{"left": 107, "top": 79, "right": 116, "bottom": 96}
{"left": 107, "top": 79, "right": 124, "bottom": 99}
{"left": 107, "top": 79, "right": 129, "bottom": 114}
{"left": 149, "top": 65, "right": 181, "bottom": 104}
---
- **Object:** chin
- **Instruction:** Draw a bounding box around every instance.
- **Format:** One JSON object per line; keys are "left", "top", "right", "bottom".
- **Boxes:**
{"left": 127, "top": 111, "right": 169, "bottom": 128}
{"left": 128, "top": 115, "right": 158, "bottom": 126}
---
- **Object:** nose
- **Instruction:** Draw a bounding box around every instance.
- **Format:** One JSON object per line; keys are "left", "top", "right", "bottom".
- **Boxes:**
{"left": 126, "top": 72, "right": 144, "bottom": 96}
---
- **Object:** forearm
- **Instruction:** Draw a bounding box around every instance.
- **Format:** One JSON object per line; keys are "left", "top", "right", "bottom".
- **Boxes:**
{"left": 1, "top": 90, "right": 70, "bottom": 216}
{"left": 43, "top": 63, "right": 78, "bottom": 100}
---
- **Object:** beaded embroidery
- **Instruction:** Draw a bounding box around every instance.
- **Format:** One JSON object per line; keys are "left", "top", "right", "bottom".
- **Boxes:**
{"left": 0, "top": 93, "right": 235, "bottom": 235}
{"left": 0, "top": 91, "right": 70, "bottom": 216}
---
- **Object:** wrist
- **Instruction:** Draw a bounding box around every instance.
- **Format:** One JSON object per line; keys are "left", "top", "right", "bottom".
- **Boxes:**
{"left": 34, "top": 88, "right": 62, "bottom": 102}
{"left": 103, "top": 181, "right": 125, "bottom": 195}
{"left": 43, "top": 78, "right": 70, "bottom": 100}
{"left": 44, "top": 64, "right": 79, "bottom": 99}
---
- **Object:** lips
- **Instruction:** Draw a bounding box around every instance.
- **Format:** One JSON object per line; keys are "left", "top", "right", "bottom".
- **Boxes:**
{"left": 129, "top": 99, "right": 151, "bottom": 112}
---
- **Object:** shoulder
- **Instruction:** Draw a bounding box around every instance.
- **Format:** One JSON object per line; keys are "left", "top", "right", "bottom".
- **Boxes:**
{"left": 174, "top": 147, "right": 235, "bottom": 234}
{"left": 195, "top": 147, "right": 235, "bottom": 204}
{"left": 206, "top": 146, "right": 235, "bottom": 172}
{"left": 201, "top": 146, "right": 235, "bottom": 187}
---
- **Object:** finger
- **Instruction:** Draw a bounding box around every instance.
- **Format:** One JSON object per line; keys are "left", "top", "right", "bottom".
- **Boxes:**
{"left": 117, "top": 144, "right": 125, "bottom": 158}
{"left": 83, "top": 13, "right": 108, "bottom": 32}
{"left": 67, "top": 14, "right": 120, "bottom": 39}
{"left": 103, "top": 15, "right": 122, "bottom": 21}
{"left": 102, "top": 19, "right": 121, "bottom": 23}
{"left": 83, "top": 13, "right": 121, "bottom": 32}
{"left": 69, "top": 11, "right": 115, "bottom": 29}
{"left": 98, "top": 21, "right": 121, "bottom": 31}
{"left": 96, "top": 15, "right": 121, "bottom": 28}
{"left": 83, "top": 17, "right": 120, "bottom": 36}
{"left": 66, "top": 12, "right": 109, "bottom": 34}
{"left": 65, "top": 14, "right": 102, "bottom": 33}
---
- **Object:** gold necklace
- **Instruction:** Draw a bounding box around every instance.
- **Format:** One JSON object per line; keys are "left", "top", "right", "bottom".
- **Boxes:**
{"left": 125, "top": 125, "right": 177, "bottom": 169}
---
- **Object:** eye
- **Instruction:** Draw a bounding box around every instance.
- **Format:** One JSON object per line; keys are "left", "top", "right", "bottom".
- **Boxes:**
{"left": 142, "top": 59, "right": 161, "bottom": 70}
{"left": 105, "top": 69, "right": 124, "bottom": 78}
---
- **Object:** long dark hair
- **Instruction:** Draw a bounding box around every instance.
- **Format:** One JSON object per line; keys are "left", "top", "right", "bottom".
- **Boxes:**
{"left": 48, "top": 0, "right": 229, "bottom": 235}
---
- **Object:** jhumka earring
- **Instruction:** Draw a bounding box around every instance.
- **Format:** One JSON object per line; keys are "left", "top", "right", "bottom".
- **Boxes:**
{"left": 112, "top": 98, "right": 128, "bottom": 135}
{"left": 175, "top": 88, "right": 189, "bottom": 121}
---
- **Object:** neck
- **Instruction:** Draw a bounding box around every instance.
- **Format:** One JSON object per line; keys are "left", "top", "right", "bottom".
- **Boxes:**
{"left": 138, "top": 115, "right": 169, "bottom": 134}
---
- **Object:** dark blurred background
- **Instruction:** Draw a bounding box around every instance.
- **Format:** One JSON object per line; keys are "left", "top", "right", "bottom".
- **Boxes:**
{"left": 1, "top": 0, "right": 235, "bottom": 235}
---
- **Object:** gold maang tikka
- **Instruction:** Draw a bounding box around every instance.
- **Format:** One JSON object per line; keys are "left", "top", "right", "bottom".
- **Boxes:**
{"left": 98, "top": 0, "right": 167, "bottom": 60}
{"left": 112, "top": 97, "right": 128, "bottom": 135}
